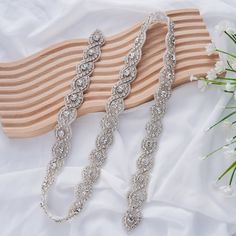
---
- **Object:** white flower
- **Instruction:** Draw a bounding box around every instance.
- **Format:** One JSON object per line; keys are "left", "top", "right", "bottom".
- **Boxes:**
{"left": 224, "top": 149, "right": 235, "bottom": 159}
{"left": 214, "top": 60, "right": 226, "bottom": 74}
{"left": 212, "top": 180, "right": 221, "bottom": 189}
{"left": 231, "top": 61, "right": 236, "bottom": 71}
{"left": 219, "top": 185, "right": 233, "bottom": 195}
{"left": 198, "top": 155, "right": 207, "bottom": 161}
{"left": 205, "top": 43, "right": 217, "bottom": 56}
{"left": 215, "top": 24, "right": 225, "bottom": 36}
{"left": 197, "top": 80, "right": 208, "bottom": 92}
{"left": 223, "top": 145, "right": 230, "bottom": 151}
{"left": 226, "top": 26, "right": 236, "bottom": 35}
{"left": 221, "top": 120, "right": 232, "bottom": 129}
{"left": 226, "top": 137, "right": 233, "bottom": 144}
{"left": 225, "top": 82, "right": 234, "bottom": 91}
{"left": 215, "top": 20, "right": 235, "bottom": 36}
{"left": 206, "top": 69, "right": 217, "bottom": 80}
{"left": 190, "top": 75, "right": 198, "bottom": 82}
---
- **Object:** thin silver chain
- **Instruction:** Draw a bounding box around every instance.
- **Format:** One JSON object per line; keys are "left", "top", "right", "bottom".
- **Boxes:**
{"left": 123, "top": 12, "right": 176, "bottom": 231}
{"left": 40, "top": 30, "right": 105, "bottom": 222}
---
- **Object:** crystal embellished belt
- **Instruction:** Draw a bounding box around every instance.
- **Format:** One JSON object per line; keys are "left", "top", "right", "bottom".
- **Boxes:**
{"left": 40, "top": 11, "right": 176, "bottom": 231}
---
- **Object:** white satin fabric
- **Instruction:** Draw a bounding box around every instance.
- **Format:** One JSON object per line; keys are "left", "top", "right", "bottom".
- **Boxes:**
{"left": 1, "top": 0, "right": 236, "bottom": 235}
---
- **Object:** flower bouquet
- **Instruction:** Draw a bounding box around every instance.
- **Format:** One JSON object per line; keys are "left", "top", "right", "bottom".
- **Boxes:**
{"left": 191, "top": 23, "right": 236, "bottom": 195}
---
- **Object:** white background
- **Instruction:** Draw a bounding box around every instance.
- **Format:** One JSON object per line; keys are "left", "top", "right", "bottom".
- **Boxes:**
{"left": 0, "top": 0, "right": 236, "bottom": 235}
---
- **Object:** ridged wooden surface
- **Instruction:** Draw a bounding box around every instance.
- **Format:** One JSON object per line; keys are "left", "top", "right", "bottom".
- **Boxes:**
{"left": 0, "top": 8, "right": 218, "bottom": 138}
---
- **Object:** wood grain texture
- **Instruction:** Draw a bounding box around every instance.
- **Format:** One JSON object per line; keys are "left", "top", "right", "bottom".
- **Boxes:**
{"left": 0, "top": 8, "right": 218, "bottom": 138}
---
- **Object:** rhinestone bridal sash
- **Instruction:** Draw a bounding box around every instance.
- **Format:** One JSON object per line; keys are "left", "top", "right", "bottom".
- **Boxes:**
{"left": 40, "top": 11, "right": 176, "bottom": 230}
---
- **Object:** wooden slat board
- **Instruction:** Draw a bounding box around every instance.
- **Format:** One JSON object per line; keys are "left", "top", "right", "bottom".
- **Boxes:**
{"left": 0, "top": 8, "right": 218, "bottom": 138}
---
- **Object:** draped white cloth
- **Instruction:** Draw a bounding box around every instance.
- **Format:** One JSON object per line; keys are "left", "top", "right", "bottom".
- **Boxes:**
{"left": 0, "top": 0, "right": 236, "bottom": 235}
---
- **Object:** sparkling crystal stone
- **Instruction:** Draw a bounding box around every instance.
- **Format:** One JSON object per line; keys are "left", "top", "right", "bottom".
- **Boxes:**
{"left": 113, "top": 83, "right": 130, "bottom": 98}
{"left": 125, "top": 50, "right": 141, "bottom": 65}
{"left": 123, "top": 209, "right": 142, "bottom": 231}
{"left": 72, "top": 76, "right": 89, "bottom": 91}
{"left": 81, "top": 63, "right": 88, "bottom": 71}
{"left": 77, "top": 62, "right": 93, "bottom": 75}
{"left": 50, "top": 162, "right": 57, "bottom": 169}
{"left": 89, "top": 30, "right": 104, "bottom": 45}
{"left": 70, "top": 201, "right": 83, "bottom": 215}
{"left": 65, "top": 91, "right": 83, "bottom": 108}
{"left": 124, "top": 68, "right": 130, "bottom": 76}
{"left": 93, "top": 33, "right": 100, "bottom": 42}
{"left": 64, "top": 110, "right": 69, "bottom": 116}
{"left": 168, "top": 34, "right": 175, "bottom": 46}
{"left": 58, "top": 130, "right": 65, "bottom": 137}
{"left": 116, "top": 85, "right": 124, "bottom": 93}
{"left": 121, "top": 66, "right": 136, "bottom": 82}
{"left": 51, "top": 162, "right": 57, "bottom": 169}
{"left": 129, "top": 52, "right": 136, "bottom": 59}
{"left": 58, "top": 107, "right": 77, "bottom": 125}
{"left": 74, "top": 207, "right": 81, "bottom": 213}
{"left": 135, "top": 37, "right": 140, "bottom": 44}
{"left": 88, "top": 48, "right": 94, "bottom": 55}
{"left": 71, "top": 93, "right": 77, "bottom": 101}
{"left": 55, "top": 124, "right": 71, "bottom": 140}
{"left": 50, "top": 158, "right": 64, "bottom": 170}
{"left": 156, "top": 89, "right": 170, "bottom": 100}
{"left": 76, "top": 79, "right": 83, "bottom": 86}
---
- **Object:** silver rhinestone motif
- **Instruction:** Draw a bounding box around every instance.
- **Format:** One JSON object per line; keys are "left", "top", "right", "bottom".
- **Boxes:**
{"left": 123, "top": 209, "right": 142, "bottom": 231}
{"left": 71, "top": 76, "right": 90, "bottom": 91}
{"left": 65, "top": 91, "right": 83, "bottom": 108}
{"left": 58, "top": 107, "right": 77, "bottom": 125}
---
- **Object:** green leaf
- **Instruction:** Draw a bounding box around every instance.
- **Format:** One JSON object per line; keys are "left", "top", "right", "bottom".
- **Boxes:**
{"left": 217, "top": 76, "right": 236, "bottom": 81}
{"left": 229, "top": 166, "right": 236, "bottom": 186}
{"left": 208, "top": 111, "right": 236, "bottom": 130}
{"left": 226, "top": 68, "right": 236, "bottom": 73}
{"left": 216, "top": 49, "right": 236, "bottom": 58}
{"left": 225, "top": 106, "right": 236, "bottom": 109}
{"left": 224, "top": 90, "right": 234, "bottom": 93}
{"left": 227, "top": 60, "right": 234, "bottom": 70}
{"left": 203, "top": 140, "right": 236, "bottom": 159}
{"left": 218, "top": 160, "right": 236, "bottom": 181}
{"left": 224, "top": 30, "right": 236, "bottom": 44}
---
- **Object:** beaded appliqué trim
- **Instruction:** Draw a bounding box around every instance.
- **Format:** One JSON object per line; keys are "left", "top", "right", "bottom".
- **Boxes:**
{"left": 41, "top": 13, "right": 148, "bottom": 222}
{"left": 40, "top": 12, "right": 176, "bottom": 230}
{"left": 40, "top": 30, "right": 105, "bottom": 222}
{"left": 122, "top": 12, "right": 176, "bottom": 231}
